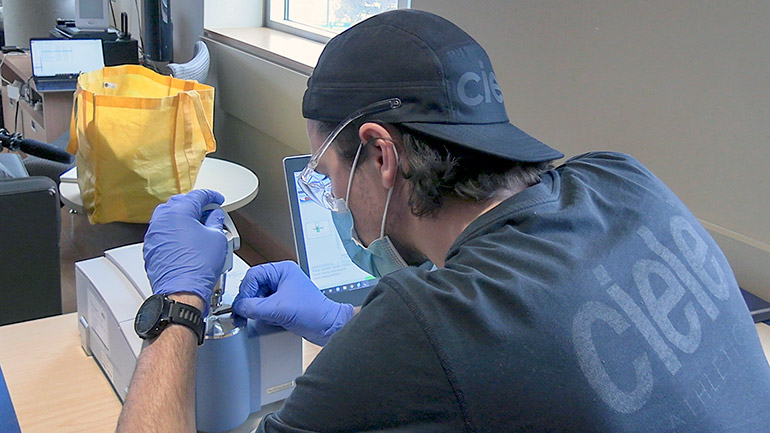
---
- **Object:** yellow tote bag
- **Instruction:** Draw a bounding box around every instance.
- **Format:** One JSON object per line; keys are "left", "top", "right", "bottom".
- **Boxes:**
{"left": 67, "top": 65, "right": 216, "bottom": 224}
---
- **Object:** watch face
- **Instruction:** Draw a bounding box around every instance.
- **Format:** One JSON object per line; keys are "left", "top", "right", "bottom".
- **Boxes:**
{"left": 135, "top": 295, "right": 164, "bottom": 336}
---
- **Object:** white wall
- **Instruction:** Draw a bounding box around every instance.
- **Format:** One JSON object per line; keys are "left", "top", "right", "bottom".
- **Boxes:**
{"left": 409, "top": 1, "right": 770, "bottom": 297}
{"left": 3, "top": 0, "right": 74, "bottom": 46}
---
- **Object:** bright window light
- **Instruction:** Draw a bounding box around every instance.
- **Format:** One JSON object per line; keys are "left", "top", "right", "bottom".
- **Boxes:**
{"left": 268, "top": 0, "right": 411, "bottom": 42}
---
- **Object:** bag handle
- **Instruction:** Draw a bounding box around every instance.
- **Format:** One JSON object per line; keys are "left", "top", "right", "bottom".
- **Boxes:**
{"left": 67, "top": 91, "right": 81, "bottom": 154}
{"left": 174, "top": 90, "right": 216, "bottom": 191}
{"left": 67, "top": 89, "right": 98, "bottom": 152}
{"left": 184, "top": 90, "right": 216, "bottom": 153}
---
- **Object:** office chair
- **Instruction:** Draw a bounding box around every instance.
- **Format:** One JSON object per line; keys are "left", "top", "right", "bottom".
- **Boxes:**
{"left": 0, "top": 158, "right": 62, "bottom": 325}
{"left": 22, "top": 132, "right": 75, "bottom": 183}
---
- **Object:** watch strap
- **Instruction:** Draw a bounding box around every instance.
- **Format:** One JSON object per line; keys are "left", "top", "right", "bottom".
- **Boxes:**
{"left": 168, "top": 300, "right": 206, "bottom": 345}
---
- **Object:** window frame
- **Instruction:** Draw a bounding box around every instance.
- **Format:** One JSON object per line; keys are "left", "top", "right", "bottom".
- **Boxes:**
{"left": 265, "top": 0, "right": 412, "bottom": 44}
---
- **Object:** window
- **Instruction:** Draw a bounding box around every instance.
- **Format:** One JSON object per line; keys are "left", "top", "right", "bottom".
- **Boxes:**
{"left": 267, "top": 0, "right": 411, "bottom": 43}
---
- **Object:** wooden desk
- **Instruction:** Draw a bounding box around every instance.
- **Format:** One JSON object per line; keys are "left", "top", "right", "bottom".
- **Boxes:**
{"left": 0, "top": 53, "right": 74, "bottom": 143}
{"left": 0, "top": 313, "right": 767, "bottom": 432}
{"left": 0, "top": 313, "right": 121, "bottom": 432}
{"left": 0, "top": 313, "right": 321, "bottom": 433}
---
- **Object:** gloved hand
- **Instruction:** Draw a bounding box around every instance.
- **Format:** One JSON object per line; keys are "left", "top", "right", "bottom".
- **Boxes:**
{"left": 143, "top": 189, "right": 227, "bottom": 315}
{"left": 233, "top": 261, "right": 354, "bottom": 346}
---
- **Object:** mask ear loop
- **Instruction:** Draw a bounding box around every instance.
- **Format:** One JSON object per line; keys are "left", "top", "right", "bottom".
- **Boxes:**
{"left": 345, "top": 136, "right": 394, "bottom": 202}
{"left": 345, "top": 137, "right": 399, "bottom": 240}
{"left": 345, "top": 142, "right": 365, "bottom": 202}
{"left": 379, "top": 146, "right": 399, "bottom": 238}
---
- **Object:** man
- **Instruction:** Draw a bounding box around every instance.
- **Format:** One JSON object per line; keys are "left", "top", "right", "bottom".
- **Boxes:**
{"left": 117, "top": 10, "right": 770, "bottom": 432}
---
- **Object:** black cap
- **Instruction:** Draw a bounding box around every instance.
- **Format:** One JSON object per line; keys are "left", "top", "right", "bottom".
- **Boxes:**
{"left": 302, "top": 9, "right": 563, "bottom": 162}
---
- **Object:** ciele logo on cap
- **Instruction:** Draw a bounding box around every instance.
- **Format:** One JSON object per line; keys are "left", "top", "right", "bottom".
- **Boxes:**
{"left": 456, "top": 60, "right": 504, "bottom": 107}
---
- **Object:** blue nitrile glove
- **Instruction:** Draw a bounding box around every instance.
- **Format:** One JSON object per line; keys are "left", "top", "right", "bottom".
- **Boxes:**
{"left": 143, "top": 189, "right": 228, "bottom": 315}
{"left": 232, "top": 261, "right": 354, "bottom": 346}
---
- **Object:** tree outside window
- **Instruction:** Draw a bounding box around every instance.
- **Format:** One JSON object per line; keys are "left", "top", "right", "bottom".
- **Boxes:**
{"left": 270, "top": 0, "right": 408, "bottom": 41}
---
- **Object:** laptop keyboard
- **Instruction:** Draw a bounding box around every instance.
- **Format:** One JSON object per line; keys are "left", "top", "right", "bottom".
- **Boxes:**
{"left": 36, "top": 80, "right": 76, "bottom": 92}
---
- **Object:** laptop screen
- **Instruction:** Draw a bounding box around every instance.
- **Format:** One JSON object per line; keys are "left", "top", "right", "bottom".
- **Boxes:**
{"left": 30, "top": 39, "right": 104, "bottom": 78}
{"left": 283, "top": 155, "right": 378, "bottom": 306}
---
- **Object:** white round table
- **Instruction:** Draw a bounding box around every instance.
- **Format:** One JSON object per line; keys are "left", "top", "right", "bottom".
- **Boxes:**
{"left": 59, "top": 157, "right": 259, "bottom": 215}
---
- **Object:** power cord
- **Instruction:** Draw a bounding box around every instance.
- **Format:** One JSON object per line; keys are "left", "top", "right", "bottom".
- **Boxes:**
{"left": 21, "top": 77, "right": 33, "bottom": 104}
{"left": 12, "top": 77, "right": 37, "bottom": 134}
{"left": 134, "top": 0, "right": 146, "bottom": 55}
{"left": 13, "top": 99, "right": 19, "bottom": 134}
{"left": 110, "top": 0, "right": 118, "bottom": 29}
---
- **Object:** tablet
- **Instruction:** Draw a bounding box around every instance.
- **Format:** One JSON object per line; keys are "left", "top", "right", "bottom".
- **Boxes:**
{"left": 283, "top": 155, "right": 377, "bottom": 306}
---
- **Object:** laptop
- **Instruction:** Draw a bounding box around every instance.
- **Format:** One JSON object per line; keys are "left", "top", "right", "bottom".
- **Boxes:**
{"left": 284, "top": 155, "right": 378, "bottom": 306}
{"left": 29, "top": 38, "right": 104, "bottom": 93}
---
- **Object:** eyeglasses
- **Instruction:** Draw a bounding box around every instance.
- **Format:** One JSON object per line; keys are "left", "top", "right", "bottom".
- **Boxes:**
{"left": 298, "top": 98, "right": 402, "bottom": 211}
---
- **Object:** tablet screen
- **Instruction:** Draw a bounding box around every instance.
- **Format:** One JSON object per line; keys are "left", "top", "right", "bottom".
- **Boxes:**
{"left": 284, "top": 155, "right": 377, "bottom": 306}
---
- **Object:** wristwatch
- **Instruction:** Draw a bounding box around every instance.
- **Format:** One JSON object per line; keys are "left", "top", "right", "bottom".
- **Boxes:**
{"left": 134, "top": 294, "right": 205, "bottom": 345}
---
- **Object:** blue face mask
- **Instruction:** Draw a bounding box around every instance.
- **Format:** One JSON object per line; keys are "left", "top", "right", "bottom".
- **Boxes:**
{"left": 330, "top": 142, "right": 434, "bottom": 278}
{"left": 329, "top": 139, "right": 406, "bottom": 278}
{"left": 331, "top": 192, "right": 409, "bottom": 278}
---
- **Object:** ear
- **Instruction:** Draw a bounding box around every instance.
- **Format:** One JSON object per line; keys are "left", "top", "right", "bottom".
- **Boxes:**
{"left": 358, "top": 122, "right": 399, "bottom": 189}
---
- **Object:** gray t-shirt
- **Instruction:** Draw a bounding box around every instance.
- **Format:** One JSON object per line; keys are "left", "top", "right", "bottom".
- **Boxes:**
{"left": 259, "top": 152, "right": 770, "bottom": 432}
